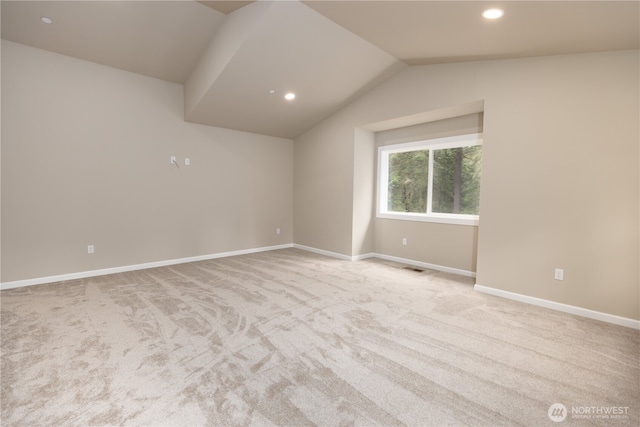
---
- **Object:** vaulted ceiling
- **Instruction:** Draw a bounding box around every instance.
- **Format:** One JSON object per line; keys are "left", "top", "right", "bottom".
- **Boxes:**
{"left": 2, "top": 0, "right": 638, "bottom": 139}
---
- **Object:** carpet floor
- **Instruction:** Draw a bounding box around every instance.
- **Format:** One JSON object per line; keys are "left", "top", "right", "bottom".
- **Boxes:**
{"left": 1, "top": 248, "right": 638, "bottom": 426}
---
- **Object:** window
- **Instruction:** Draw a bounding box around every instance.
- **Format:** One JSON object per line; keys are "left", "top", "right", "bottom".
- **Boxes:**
{"left": 377, "top": 133, "right": 482, "bottom": 225}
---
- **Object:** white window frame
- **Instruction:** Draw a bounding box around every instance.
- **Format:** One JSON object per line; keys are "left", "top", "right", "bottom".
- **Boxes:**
{"left": 377, "top": 133, "right": 482, "bottom": 226}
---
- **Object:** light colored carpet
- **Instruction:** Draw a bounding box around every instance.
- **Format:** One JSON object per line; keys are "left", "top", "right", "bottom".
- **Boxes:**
{"left": 1, "top": 248, "right": 638, "bottom": 426}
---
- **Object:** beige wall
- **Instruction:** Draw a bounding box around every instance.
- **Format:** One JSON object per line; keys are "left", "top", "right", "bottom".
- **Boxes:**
{"left": 293, "top": 109, "right": 356, "bottom": 255}
{"left": 476, "top": 51, "right": 639, "bottom": 320}
{"left": 375, "top": 220, "right": 478, "bottom": 272}
{"left": 1, "top": 41, "right": 293, "bottom": 282}
{"left": 294, "top": 50, "right": 639, "bottom": 320}
{"left": 373, "top": 114, "right": 483, "bottom": 273}
{"left": 352, "top": 127, "right": 376, "bottom": 256}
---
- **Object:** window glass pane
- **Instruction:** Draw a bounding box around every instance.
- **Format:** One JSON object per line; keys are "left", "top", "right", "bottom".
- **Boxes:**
{"left": 432, "top": 146, "right": 482, "bottom": 215}
{"left": 387, "top": 150, "right": 429, "bottom": 213}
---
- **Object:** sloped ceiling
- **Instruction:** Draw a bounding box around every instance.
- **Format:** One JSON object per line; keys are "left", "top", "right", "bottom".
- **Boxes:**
{"left": 184, "top": 1, "right": 404, "bottom": 138}
{"left": 2, "top": 0, "right": 639, "bottom": 139}
{"left": 0, "top": 1, "right": 225, "bottom": 84}
{"left": 305, "top": 0, "right": 640, "bottom": 65}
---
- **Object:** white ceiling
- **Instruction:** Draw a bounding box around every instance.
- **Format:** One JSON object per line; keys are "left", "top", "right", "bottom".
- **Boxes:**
{"left": 304, "top": 0, "right": 640, "bottom": 65}
{"left": 2, "top": 0, "right": 639, "bottom": 139}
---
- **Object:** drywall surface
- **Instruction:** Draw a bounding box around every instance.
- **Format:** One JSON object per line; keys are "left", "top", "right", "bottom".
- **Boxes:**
{"left": 184, "top": 1, "right": 271, "bottom": 117}
{"left": 476, "top": 51, "right": 639, "bottom": 320}
{"left": 294, "top": 50, "right": 639, "bottom": 320}
{"left": 293, "top": 108, "right": 356, "bottom": 256}
{"left": 1, "top": 40, "right": 293, "bottom": 283}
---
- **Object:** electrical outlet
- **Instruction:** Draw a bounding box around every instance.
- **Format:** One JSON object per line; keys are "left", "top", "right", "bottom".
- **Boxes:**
{"left": 402, "top": 237, "right": 407, "bottom": 246}
{"left": 185, "top": 158, "right": 190, "bottom": 166}
{"left": 276, "top": 228, "right": 281, "bottom": 235}
{"left": 88, "top": 245, "right": 95, "bottom": 254}
{"left": 554, "top": 268, "right": 564, "bottom": 281}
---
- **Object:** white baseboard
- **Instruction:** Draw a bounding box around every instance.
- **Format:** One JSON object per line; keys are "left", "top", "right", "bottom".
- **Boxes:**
{"left": 6, "top": 245, "right": 635, "bottom": 329}
{"left": 293, "top": 245, "right": 475, "bottom": 277}
{"left": 372, "top": 253, "right": 476, "bottom": 278}
{"left": 474, "top": 284, "right": 640, "bottom": 330}
{"left": 352, "top": 253, "right": 376, "bottom": 261}
{"left": 292, "top": 244, "right": 354, "bottom": 261}
{"left": 0, "top": 244, "right": 294, "bottom": 291}
{"left": 3, "top": 244, "right": 440, "bottom": 290}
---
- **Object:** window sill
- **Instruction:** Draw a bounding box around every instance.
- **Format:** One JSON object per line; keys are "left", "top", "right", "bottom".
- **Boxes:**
{"left": 377, "top": 212, "right": 479, "bottom": 226}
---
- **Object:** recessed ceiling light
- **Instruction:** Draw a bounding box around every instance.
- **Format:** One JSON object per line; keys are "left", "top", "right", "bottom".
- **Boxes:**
{"left": 482, "top": 8, "right": 504, "bottom": 19}
{"left": 284, "top": 92, "right": 296, "bottom": 101}
{"left": 41, "top": 16, "right": 53, "bottom": 24}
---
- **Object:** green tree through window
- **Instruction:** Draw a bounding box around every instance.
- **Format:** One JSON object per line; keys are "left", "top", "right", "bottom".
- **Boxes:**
{"left": 379, "top": 133, "right": 482, "bottom": 224}
{"left": 388, "top": 150, "right": 428, "bottom": 212}
{"left": 432, "top": 145, "right": 482, "bottom": 215}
